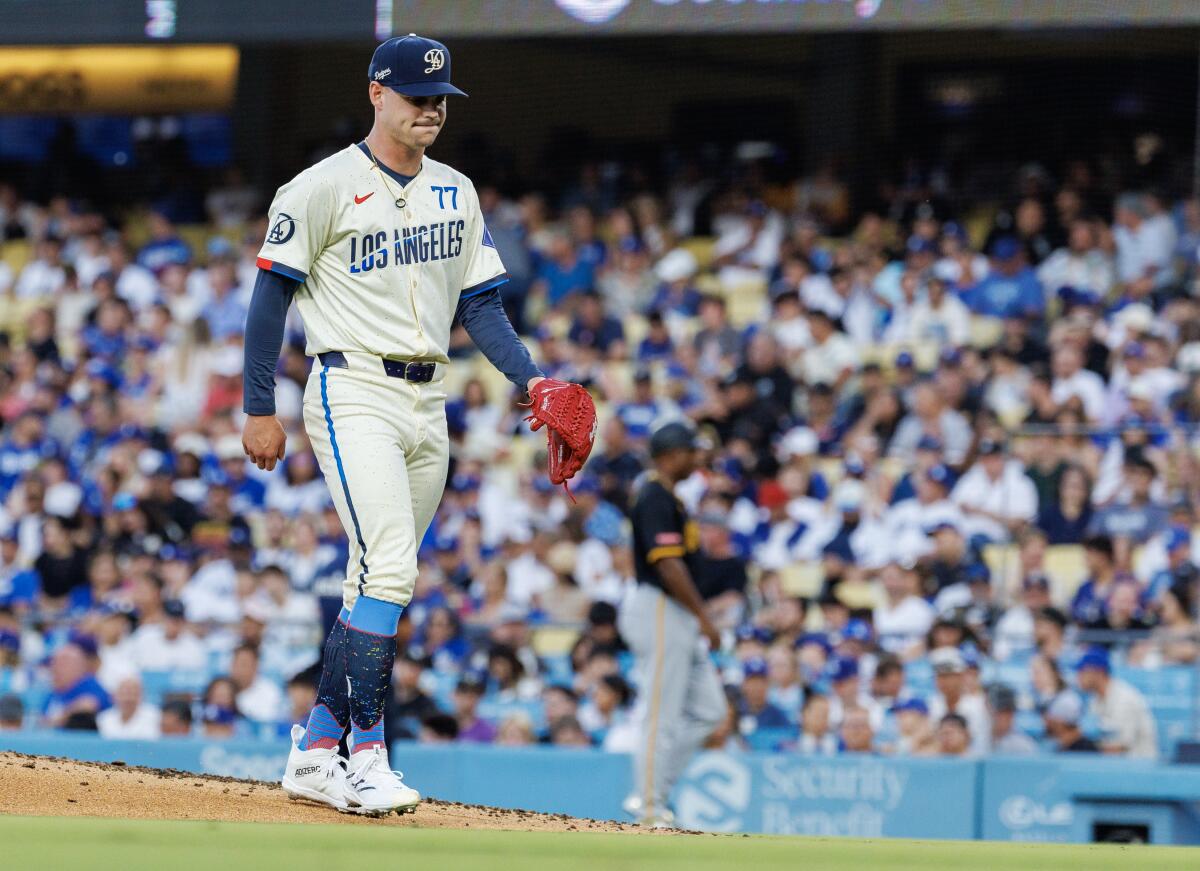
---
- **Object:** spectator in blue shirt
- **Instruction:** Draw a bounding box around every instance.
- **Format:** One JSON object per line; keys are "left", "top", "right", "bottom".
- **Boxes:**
{"left": 645, "top": 248, "right": 702, "bottom": 317}
{"left": 0, "top": 412, "right": 54, "bottom": 500}
{"left": 1070, "top": 535, "right": 1118, "bottom": 626}
{"left": 567, "top": 292, "right": 625, "bottom": 359}
{"left": 1145, "top": 526, "right": 1198, "bottom": 606}
{"left": 41, "top": 639, "right": 112, "bottom": 728}
{"left": 964, "top": 237, "right": 1044, "bottom": 318}
{"left": 0, "top": 531, "right": 38, "bottom": 612}
{"left": 1037, "top": 464, "right": 1094, "bottom": 545}
{"left": 735, "top": 657, "right": 791, "bottom": 738}
{"left": 616, "top": 370, "right": 669, "bottom": 441}
{"left": 136, "top": 210, "right": 191, "bottom": 274}
{"left": 203, "top": 257, "right": 248, "bottom": 342}
{"left": 1088, "top": 455, "right": 1169, "bottom": 546}
{"left": 533, "top": 230, "right": 595, "bottom": 308}
{"left": 636, "top": 311, "right": 675, "bottom": 363}
{"left": 81, "top": 298, "right": 132, "bottom": 363}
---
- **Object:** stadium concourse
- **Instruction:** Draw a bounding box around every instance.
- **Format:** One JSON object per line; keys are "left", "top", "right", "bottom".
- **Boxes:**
{"left": 0, "top": 152, "right": 1199, "bottom": 766}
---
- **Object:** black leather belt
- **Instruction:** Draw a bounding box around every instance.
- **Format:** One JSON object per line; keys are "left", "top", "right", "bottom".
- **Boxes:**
{"left": 318, "top": 351, "right": 436, "bottom": 383}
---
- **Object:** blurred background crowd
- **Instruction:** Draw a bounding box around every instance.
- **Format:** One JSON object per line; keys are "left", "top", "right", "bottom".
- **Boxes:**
{"left": 2, "top": 116, "right": 1200, "bottom": 763}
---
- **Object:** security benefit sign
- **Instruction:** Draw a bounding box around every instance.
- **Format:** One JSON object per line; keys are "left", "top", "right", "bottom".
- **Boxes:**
{"left": 0, "top": 45, "right": 238, "bottom": 113}
{"left": 673, "top": 753, "right": 977, "bottom": 838}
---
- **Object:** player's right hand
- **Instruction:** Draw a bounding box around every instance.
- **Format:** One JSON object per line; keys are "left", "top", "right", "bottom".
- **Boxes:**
{"left": 699, "top": 618, "right": 721, "bottom": 652}
{"left": 243, "top": 414, "right": 287, "bottom": 471}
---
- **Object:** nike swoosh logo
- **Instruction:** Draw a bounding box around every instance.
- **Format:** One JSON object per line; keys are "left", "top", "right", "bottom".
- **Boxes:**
{"left": 354, "top": 192, "right": 374, "bottom": 204}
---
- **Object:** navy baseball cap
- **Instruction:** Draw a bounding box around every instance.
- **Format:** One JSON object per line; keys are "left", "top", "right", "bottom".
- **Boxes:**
{"left": 990, "top": 236, "right": 1022, "bottom": 260}
{"left": 839, "top": 619, "right": 873, "bottom": 645}
{"left": 941, "top": 221, "right": 967, "bottom": 241}
{"left": 892, "top": 697, "right": 929, "bottom": 715}
{"left": 977, "top": 438, "right": 1005, "bottom": 456}
{"left": 369, "top": 35, "right": 467, "bottom": 98}
{"left": 203, "top": 704, "right": 237, "bottom": 726}
{"left": 796, "top": 632, "right": 832, "bottom": 655}
{"left": 1074, "top": 646, "right": 1111, "bottom": 674}
{"left": 743, "top": 657, "right": 769, "bottom": 679}
{"left": 1166, "top": 526, "right": 1192, "bottom": 552}
{"left": 906, "top": 235, "right": 937, "bottom": 256}
{"left": 926, "top": 463, "right": 954, "bottom": 488}
{"left": 735, "top": 624, "right": 773, "bottom": 645}
{"left": 827, "top": 656, "right": 859, "bottom": 683}
{"left": 916, "top": 435, "right": 943, "bottom": 452}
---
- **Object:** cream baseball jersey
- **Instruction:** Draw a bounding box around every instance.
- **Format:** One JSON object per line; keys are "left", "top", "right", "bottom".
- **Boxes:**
{"left": 256, "top": 143, "right": 507, "bottom": 362}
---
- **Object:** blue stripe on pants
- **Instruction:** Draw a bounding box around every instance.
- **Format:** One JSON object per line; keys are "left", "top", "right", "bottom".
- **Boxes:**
{"left": 320, "top": 365, "right": 369, "bottom": 594}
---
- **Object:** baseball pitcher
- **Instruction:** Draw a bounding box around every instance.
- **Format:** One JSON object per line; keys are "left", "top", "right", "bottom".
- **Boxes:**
{"left": 241, "top": 35, "right": 595, "bottom": 815}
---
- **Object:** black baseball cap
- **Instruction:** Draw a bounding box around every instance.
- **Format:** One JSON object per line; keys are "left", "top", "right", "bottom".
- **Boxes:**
{"left": 649, "top": 421, "right": 702, "bottom": 458}
{"left": 977, "top": 438, "right": 1005, "bottom": 456}
{"left": 986, "top": 684, "right": 1018, "bottom": 713}
{"left": 369, "top": 34, "right": 467, "bottom": 97}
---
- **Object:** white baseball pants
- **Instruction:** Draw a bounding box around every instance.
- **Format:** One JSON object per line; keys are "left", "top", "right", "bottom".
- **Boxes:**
{"left": 302, "top": 352, "right": 449, "bottom": 610}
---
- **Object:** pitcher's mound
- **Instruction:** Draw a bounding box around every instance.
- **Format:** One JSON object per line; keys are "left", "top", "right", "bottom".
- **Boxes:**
{"left": 0, "top": 751, "right": 655, "bottom": 834}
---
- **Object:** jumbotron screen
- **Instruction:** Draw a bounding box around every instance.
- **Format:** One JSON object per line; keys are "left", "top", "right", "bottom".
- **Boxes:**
{"left": 2, "top": 0, "right": 1199, "bottom": 43}
{"left": 398, "top": 0, "right": 1200, "bottom": 35}
{"left": 0, "top": 0, "right": 380, "bottom": 43}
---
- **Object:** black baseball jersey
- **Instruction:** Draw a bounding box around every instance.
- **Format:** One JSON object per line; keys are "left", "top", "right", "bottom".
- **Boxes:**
{"left": 630, "top": 476, "right": 702, "bottom": 594}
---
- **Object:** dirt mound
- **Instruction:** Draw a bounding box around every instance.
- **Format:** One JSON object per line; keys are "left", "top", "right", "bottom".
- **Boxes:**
{"left": 0, "top": 751, "right": 662, "bottom": 834}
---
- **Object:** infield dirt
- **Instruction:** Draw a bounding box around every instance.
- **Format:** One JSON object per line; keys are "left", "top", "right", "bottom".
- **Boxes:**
{"left": 0, "top": 751, "right": 666, "bottom": 834}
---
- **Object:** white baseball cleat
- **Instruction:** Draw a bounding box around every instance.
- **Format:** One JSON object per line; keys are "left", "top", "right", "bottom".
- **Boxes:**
{"left": 622, "top": 794, "right": 675, "bottom": 828}
{"left": 343, "top": 745, "right": 421, "bottom": 816}
{"left": 281, "top": 724, "right": 352, "bottom": 811}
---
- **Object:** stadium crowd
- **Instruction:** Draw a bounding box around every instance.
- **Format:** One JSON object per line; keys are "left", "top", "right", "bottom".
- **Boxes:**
{"left": 0, "top": 145, "right": 1199, "bottom": 762}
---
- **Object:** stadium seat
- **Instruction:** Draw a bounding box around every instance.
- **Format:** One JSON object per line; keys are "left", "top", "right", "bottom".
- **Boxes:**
{"left": 531, "top": 626, "right": 580, "bottom": 657}
{"left": 601, "top": 361, "right": 636, "bottom": 397}
{"left": 968, "top": 316, "right": 1003, "bottom": 349}
{"left": 140, "top": 670, "right": 173, "bottom": 704}
{"left": 0, "top": 297, "right": 40, "bottom": 343}
{"left": 815, "top": 458, "right": 845, "bottom": 488}
{"left": 622, "top": 312, "right": 648, "bottom": 349}
{"left": 1, "top": 239, "right": 31, "bottom": 277}
{"left": 982, "top": 544, "right": 1022, "bottom": 599}
{"left": 175, "top": 225, "right": 208, "bottom": 261}
{"left": 1042, "top": 545, "right": 1089, "bottom": 601}
{"left": 678, "top": 237, "right": 716, "bottom": 270}
{"left": 477, "top": 699, "right": 546, "bottom": 730}
{"left": 744, "top": 727, "right": 795, "bottom": 753}
{"left": 541, "top": 654, "right": 575, "bottom": 685}
{"left": 835, "top": 579, "right": 878, "bottom": 610}
{"left": 475, "top": 356, "right": 519, "bottom": 405}
{"left": 778, "top": 562, "right": 824, "bottom": 597}
{"left": 721, "top": 279, "right": 768, "bottom": 328}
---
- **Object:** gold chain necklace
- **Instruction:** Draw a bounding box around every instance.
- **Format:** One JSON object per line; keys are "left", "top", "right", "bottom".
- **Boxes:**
{"left": 368, "top": 149, "right": 415, "bottom": 210}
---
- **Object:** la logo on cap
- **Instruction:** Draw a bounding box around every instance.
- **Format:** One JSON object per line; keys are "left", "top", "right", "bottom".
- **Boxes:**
{"left": 424, "top": 49, "right": 444, "bottom": 74}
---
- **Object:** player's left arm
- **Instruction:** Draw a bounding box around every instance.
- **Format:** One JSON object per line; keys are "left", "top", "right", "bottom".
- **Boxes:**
{"left": 455, "top": 289, "right": 543, "bottom": 393}
{"left": 455, "top": 180, "right": 543, "bottom": 393}
{"left": 454, "top": 180, "right": 594, "bottom": 489}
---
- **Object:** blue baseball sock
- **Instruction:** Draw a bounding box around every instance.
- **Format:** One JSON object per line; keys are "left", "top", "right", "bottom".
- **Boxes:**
{"left": 345, "top": 596, "right": 404, "bottom": 754}
{"left": 298, "top": 608, "right": 351, "bottom": 751}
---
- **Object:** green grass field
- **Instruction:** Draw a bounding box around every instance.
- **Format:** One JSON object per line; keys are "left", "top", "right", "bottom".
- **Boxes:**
{"left": 4, "top": 816, "right": 1199, "bottom": 870}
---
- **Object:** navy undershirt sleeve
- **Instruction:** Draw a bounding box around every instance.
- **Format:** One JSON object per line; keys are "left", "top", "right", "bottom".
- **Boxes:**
{"left": 455, "top": 289, "right": 543, "bottom": 390}
{"left": 243, "top": 267, "right": 300, "bottom": 416}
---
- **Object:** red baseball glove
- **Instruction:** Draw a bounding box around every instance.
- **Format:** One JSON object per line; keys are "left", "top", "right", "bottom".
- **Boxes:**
{"left": 525, "top": 378, "right": 597, "bottom": 495}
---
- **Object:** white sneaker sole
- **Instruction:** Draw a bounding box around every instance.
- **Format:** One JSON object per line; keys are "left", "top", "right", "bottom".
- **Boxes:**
{"left": 340, "top": 797, "right": 421, "bottom": 817}
{"left": 282, "top": 777, "right": 350, "bottom": 811}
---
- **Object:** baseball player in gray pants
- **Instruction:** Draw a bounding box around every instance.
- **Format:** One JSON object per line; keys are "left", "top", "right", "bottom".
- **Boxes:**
{"left": 619, "top": 421, "right": 727, "bottom": 827}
